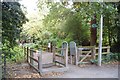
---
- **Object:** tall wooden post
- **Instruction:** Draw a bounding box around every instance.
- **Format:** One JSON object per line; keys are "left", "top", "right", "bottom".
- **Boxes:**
{"left": 27, "top": 47, "right": 29, "bottom": 62}
{"left": 30, "top": 49, "right": 33, "bottom": 65}
{"left": 38, "top": 49, "right": 42, "bottom": 74}
{"left": 28, "top": 47, "right": 30, "bottom": 62}
{"left": 65, "top": 46, "right": 68, "bottom": 67}
{"left": 53, "top": 46, "right": 56, "bottom": 63}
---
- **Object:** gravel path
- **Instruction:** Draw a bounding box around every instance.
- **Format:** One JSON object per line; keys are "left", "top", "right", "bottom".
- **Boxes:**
{"left": 49, "top": 63, "right": 118, "bottom": 78}
{"left": 6, "top": 62, "right": 118, "bottom": 78}
{"left": 29, "top": 51, "right": 118, "bottom": 78}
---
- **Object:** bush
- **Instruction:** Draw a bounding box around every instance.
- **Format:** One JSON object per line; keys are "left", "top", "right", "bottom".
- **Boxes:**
{"left": 105, "top": 53, "right": 119, "bottom": 61}
{"left": 23, "top": 43, "right": 39, "bottom": 49}
{"left": 90, "top": 52, "right": 119, "bottom": 64}
{"left": 7, "top": 46, "right": 25, "bottom": 64}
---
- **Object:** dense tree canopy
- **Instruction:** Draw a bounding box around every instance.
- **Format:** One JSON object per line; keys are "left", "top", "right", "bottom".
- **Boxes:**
{"left": 2, "top": 2, "right": 28, "bottom": 49}
{"left": 37, "top": 1, "right": 119, "bottom": 47}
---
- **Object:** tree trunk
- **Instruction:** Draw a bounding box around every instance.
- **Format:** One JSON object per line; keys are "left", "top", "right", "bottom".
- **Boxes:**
{"left": 90, "top": 14, "right": 97, "bottom": 46}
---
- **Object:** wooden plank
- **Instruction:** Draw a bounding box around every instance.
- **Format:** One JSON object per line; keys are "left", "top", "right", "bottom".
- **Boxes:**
{"left": 81, "top": 51, "right": 91, "bottom": 53}
{"left": 55, "top": 54, "right": 64, "bottom": 58}
{"left": 78, "top": 46, "right": 94, "bottom": 48}
{"left": 28, "top": 62, "right": 39, "bottom": 72}
{"left": 95, "top": 52, "right": 109, "bottom": 55}
{"left": 80, "top": 55, "right": 91, "bottom": 57}
{"left": 77, "top": 61, "right": 90, "bottom": 64}
{"left": 55, "top": 61, "right": 65, "bottom": 66}
{"left": 29, "top": 56, "right": 38, "bottom": 63}
{"left": 95, "top": 46, "right": 110, "bottom": 49}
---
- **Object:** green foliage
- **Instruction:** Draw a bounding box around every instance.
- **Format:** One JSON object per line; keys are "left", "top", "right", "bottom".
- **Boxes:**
{"left": 36, "top": 1, "right": 120, "bottom": 49}
{"left": 2, "top": 2, "right": 28, "bottom": 58}
{"left": 90, "top": 53, "right": 119, "bottom": 64}
{"left": 23, "top": 43, "right": 40, "bottom": 50}
{"left": 2, "top": 2, "right": 28, "bottom": 47}
{"left": 6, "top": 46, "right": 24, "bottom": 64}
{"left": 104, "top": 53, "right": 119, "bottom": 61}
{"left": 63, "top": 12, "right": 90, "bottom": 45}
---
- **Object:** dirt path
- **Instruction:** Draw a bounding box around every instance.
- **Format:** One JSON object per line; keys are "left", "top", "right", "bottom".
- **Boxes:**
{"left": 6, "top": 62, "right": 118, "bottom": 78}
{"left": 49, "top": 63, "right": 118, "bottom": 78}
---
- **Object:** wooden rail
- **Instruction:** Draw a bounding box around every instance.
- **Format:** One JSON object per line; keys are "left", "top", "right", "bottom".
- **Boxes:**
{"left": 95, "top": 46, "right": 110, "bottom": 55}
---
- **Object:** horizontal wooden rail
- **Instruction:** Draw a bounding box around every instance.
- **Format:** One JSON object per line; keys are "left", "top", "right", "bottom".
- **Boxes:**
{"left": 55, "top": 54, "right": 64, "bottom": 58}
{"left": 28, "top": 62, "right": 39, "bottom": 73}
{"left": 55, "top": 61, "right": 65, "bottom": 66}
{"left": 95, "top": 46, "right": 110, "bottom": 49}
{"left": 29, "top": 56, "right": 38, "bottom": 63}
{"left": 95, "top": 46, "right": 110, "bottom": 55}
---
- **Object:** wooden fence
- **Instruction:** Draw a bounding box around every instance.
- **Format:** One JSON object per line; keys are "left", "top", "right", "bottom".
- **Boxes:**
{"left": 76, "top": 46, "right": 110, "bottom": 65}
{"left": 23, "top": 46, "right": 68, "bottom": 76}
{"left": 23, "top": 47, "right": 42, "bottom": 74}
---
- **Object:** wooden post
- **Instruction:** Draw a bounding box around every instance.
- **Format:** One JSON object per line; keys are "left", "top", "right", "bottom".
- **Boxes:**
{"left": 75, "top": 48, "right": 78, "bottom": 65}
{"left": 26, "top": 47, "right": 29, "bottom": 62}
{"left": 65, "top": 48, "right": 68, "bottom": 67}
{"left": 70, "top": 55, "right": 72, "bottom": 64}
{"left": 53, "top": 46, "right": 56, "bottom": 63}
{"left": 107, "top": 46, "right": 110, "bottom": 53}
{"left": 28, "top": 47, "right": 30, "bottom": 63}
{"left": 30, "top": 49, "right": 34, "bottom": 65}
{"left": 23, "top": 47, "right": 26, "bottom": 58}
{"left": 38, "top": 49, "right": 42, "bottom": 74}
{"left": 91, "top": 46, "right": 96, "bottom": 59}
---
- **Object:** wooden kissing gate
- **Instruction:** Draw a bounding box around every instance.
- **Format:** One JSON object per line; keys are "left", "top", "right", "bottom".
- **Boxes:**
{"left": 23, "top": 41, "right": 69, "bottom": 76}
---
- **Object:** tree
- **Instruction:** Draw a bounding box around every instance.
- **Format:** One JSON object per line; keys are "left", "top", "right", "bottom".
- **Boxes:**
{"left": 37, "top": 1, "right": 119, "bottom": 47}
{"left": 2, "top": 2, "right": 28, "bottom": 56}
